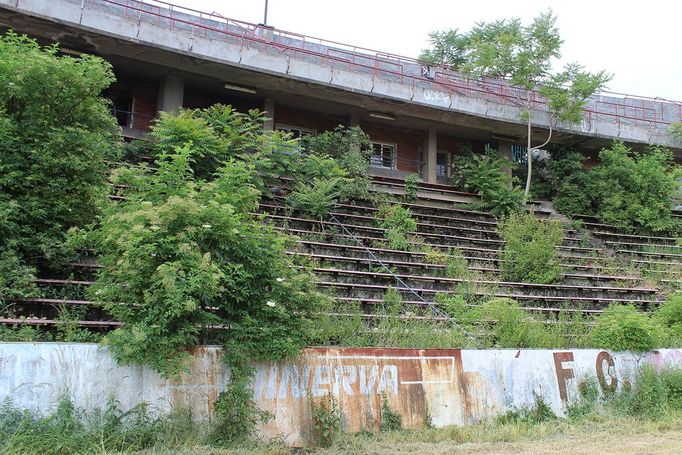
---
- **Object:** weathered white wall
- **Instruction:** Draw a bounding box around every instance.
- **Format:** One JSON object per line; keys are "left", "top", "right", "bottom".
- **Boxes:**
{"left": 2, "top": 343, "right": 682, "bottom": 446}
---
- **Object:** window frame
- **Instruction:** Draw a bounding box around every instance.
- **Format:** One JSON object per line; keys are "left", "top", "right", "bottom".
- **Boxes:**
{"left": 369, "top": 141, "right": 397, "bottom": 170}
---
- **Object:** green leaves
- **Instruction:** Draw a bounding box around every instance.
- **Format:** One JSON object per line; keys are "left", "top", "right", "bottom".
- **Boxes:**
{"left": 85, "top": 106, "right": 329, "bottom": 378}
{"left": 588, "top": 142, "right": 679, "bottom": 233}
{"left": 589, "top": 305, "right": 665, "bottom": 352}
{"left": 499, "top": 212, "right": 564, "bottom": 284}
{"left": 0, "top": 31, "right": 118, "bottom": 271}
{"left": 451, "top": 152, "right": 523, "bottom": 217}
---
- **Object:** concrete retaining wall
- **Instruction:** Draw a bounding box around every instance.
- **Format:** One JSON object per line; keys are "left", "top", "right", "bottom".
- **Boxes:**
{"left": 2, "top": 343, "right": 682, "bottom": 445}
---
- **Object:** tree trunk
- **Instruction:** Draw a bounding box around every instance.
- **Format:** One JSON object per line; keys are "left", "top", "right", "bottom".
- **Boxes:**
{"left": 524, "top": 115, "right": 532, "bottom": 202}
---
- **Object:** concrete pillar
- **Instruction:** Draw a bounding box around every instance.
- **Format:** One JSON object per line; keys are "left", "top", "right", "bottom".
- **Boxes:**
{"left": 497, "top": 139, "right": 513, "bottom": 178}
{"left": 263, "top": 98, "right": 275, "bottom": 131}
{"left": 424, "top": 129, "right": 438, "bottom": 183}
{"left": 157, "top": 75, "right": 184, "bottom": 112}
{"left": 349, "top": 115, "right": 360, "bottom": 128}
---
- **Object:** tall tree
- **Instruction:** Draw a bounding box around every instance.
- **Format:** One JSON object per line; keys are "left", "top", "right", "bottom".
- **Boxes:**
{"left": 421, "top": 11, "right": 612, "bottom": 200}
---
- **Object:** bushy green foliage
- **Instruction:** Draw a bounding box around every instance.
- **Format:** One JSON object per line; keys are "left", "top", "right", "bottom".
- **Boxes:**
{"left": 0, "top": 31, "right": 119, "bottom": 287}
{"left": 287, "top": 177, "right": 342, "bottom": 218}
{"left": 0, "top": 322, "right": 53, "bottom": 342}
{"left": 376, "top": 204, "right": 418, "bottom": 250}
{"left": 653, "top": 293, "right": 682, "bottom": 345}
{"left": 380, "top": 393, "right": 403, "bottom": 431}
{"left": 587, "top": 142, "right": 679, "bottom": 233}
{"left": 311, "top": 394, "right": 341, "bottom": 447}
{"left": 452, "top": 153, "right": 523, "bottom": 217}
{"left": 498, "top": 212, "right": 564, "bottom": 284}
{"left": 82, "top": 106, "right": 328, "bottom": 379}
{"left": 589, "top": 305, "right": 665, "bottom": 352}
{"left": 464, "top": 298, "right": 557, "bottom": 348}
{"left": 302, "top": 126, "right": 374, "bottom": 201}
{"left": 404, "top": 174, "right": 419, "bottom": 203}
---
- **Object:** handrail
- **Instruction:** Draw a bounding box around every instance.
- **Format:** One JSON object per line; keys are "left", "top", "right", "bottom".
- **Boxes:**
{"left": 48, "top": 0, "right": 682, "bottom": 128}
{"left": 327, "top": 212, "right": 452, "bottom": 321}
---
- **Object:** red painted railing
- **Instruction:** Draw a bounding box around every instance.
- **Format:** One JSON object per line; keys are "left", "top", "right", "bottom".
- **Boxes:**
{"left": 67, "top": 0, "right": 682, "bottom": 129}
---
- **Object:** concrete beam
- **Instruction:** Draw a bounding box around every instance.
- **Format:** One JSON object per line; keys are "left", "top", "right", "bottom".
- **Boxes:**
{"left": 157, "top": 75, "right": 183, "bottom": 112}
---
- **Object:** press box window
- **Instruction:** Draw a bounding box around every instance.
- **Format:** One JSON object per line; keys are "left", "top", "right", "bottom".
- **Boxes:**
{"left": 370, "top": 142, "right": 396, "bottom": 169}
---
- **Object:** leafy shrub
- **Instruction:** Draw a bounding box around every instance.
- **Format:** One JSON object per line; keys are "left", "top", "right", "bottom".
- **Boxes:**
{"left": 287, "top": 177, "right": 342, "bottom": 218}
{"left": 588, "top": 305, "right": 665, "bottom": 352}
{"left": 380, "top": 393, "right": 403, "bottom": 431}
{"left": 376, "top": 204, "right": 418, "bottom": 251}
{"left": 452, "top": 152, "right": 523, "bottom": 217}
{"left": 404, "top": 173, "right": 419, "bottom": 202}
{"left": 0, "top": 31, "right": 119, "bottom": 276}
{"left": 565, "top": 377, "right": 600, "bottom": 420}
{"left": 653, "top": 293, "right": 682, "bottom": 345}
{"left": 83, "top": 108, "right": 329, "bottom": 379}
{"left": 465, "top": 298, "right": 556, "bottom": 348}
{"left": 311, "top": 394, "right": 341, "bottom": 447}
{"left": 588, "top": 142, "right": 679, "bottom": 233}
{"left": 302, "top": 126, "right": 374, "bottom": 202}
{"left": 498, "top": 212, "right": 564, "bottom": 284}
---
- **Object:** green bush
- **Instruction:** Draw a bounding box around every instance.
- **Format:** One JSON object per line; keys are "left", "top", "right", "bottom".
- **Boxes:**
{"left": 287, "top": 177, "right": 342, "bottom": 219}
{"left": 452, "top": 152, "right": 523, "bottom": 217}
{"left": 653, "top": 293, "right": 682, "bottom": 345}
{"left": 588, "top": 142, "right": 679, "bottom": 233}
{"left": 376, "top": 204, "right": 418, "bottom": 251}
{"left": 83, "top": 107, "right": 329, "bottom": 380}
{"left": 404, "top": 173, "right": 419, "bottom": 202}
{"left": 380, "top": 393, "right": 403, "bottom": 431}
{"left": 588, "top": 305, "right": 665, "bottom": 352}
{"left": 465, "top": 298, "right": 556, "bottom": 348}
{"left": 498, "top": 212, "right": 564, "bottom": 284}
{"left": 0, "top": 31, "right": 119, "bottom": 281}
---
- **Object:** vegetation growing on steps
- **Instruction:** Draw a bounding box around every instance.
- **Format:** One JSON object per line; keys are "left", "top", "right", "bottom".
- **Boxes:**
{"left": 375, "top": 204, "right": 418, "bottom": 250}
{"left": 0, "top": 31, "right": 119, "bottom": 302}
{"left": 451, "top": 152, "right": 524, "bottom": 217}
{"left": 498, "top": 212, "right": 564, "bottom": 284}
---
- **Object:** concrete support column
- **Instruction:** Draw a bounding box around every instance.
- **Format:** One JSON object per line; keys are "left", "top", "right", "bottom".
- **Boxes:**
{"left": 424, "top": 129, "right": 438, "bottom": 183}
{"left": 349, "top": 115, "right": 360, "bottom": 128}
{"left": 497, "top": 139, "right": 513, "bottom": 178}
{"left": 263, "top": 98, "right": 275, "bottom": 131}
{"left": 157, "top": 75, "right": 184, "bottom": 113}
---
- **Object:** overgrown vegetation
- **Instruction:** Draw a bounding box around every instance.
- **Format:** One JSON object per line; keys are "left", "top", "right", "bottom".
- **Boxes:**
{"left": 498, "top": 212, "right": 564, "bottom": 284}
{"left": 376, "top": 204, "right": 418, "bottom": 250}
{"left": 529, "top": 142, "right": 681, "bottom": 234}
{"left": 451, "top": 152, "right": 523, "bottom": 217}
{"left": 0, "top": 31, "right": 119, "bottom": 298}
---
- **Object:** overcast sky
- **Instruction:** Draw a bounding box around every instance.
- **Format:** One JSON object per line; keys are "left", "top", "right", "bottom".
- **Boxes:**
{"left": 175, "top": 0, "right": 681, "bottom": 100}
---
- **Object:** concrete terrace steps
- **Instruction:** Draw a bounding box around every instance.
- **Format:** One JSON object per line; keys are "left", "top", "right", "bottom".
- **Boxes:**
{"left": 290, "top": 244, "right": 645, "bottom": 285}
{"left": 311, "top": 267, "right": 658, "bottom": 297}
{"left": 261, "top": 213, "right": 604, "bottom": 256}
{"left": 319, "top": 281, "right": 662, "bottom": 309}
{"left": 290, "top": 252, "right": 645, "bottom": 288}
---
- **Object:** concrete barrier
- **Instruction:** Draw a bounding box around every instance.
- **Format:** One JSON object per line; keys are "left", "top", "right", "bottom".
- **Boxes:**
{"left": 1, "top": 343, "right": 681, "bottom": 446}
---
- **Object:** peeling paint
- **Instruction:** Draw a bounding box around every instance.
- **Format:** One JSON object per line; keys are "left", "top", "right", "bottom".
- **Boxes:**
{"left": 2, "top": 344, "right": 682, "bottom": 446}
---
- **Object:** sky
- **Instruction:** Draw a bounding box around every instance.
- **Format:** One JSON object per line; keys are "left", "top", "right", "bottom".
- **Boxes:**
{"left": 172, "top": 0, "right": 681, "bottom": 100}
